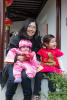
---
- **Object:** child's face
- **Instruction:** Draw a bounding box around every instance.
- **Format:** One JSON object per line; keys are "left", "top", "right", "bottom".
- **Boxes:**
{"left": 46, "top": 38, "right": 57, "bottom": 49}
{"left": 20, "top": 46, "right": 30, "bottom": 52}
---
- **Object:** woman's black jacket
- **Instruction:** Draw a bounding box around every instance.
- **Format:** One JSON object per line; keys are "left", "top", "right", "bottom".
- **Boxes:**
{"left": 0, "top": 34, "right": 41, "bottom": 88}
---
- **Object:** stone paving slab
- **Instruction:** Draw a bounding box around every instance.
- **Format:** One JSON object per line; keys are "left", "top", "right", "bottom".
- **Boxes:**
{"left": 0, "top": 79, "right": 48, "bottom": 100}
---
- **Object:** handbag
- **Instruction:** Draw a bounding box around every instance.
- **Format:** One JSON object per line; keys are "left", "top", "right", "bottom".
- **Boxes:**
{"left": 0, "top": 64, "right": 9, "bottom": 89}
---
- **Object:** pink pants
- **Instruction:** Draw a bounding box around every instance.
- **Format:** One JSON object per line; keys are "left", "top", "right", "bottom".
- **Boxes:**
{"left": 13, "top": 61, "right": 37, "bottom": 79}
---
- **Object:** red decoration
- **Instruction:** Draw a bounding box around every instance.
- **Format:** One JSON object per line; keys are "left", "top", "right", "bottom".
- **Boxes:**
{"left": 5, "top": 0, "right": 13, "bottom": 7}
{"left": 5, "top": 18, "right": 13, "bottom": 30}
{"left": 5, "top": 17, "right": 13, "bottom": 25}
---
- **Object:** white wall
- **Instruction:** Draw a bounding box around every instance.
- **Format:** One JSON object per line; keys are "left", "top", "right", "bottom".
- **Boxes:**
{"left": 10, "top": 0, "right": 56, "bottom": 37}
{"left": 10, "top": 21, "right": 24, "bottom": 33}
{"left": 37, "top": 0, "right": 67, "bottom": 72}
{"left": 61, "top": 0, "right": 67, "bottom": 72}
{"left": 37, "top": 0, "right": 56, "bottom": 38}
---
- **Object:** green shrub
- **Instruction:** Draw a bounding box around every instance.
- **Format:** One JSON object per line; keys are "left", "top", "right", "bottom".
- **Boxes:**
{"left": 46, "top": 73, "right": 67, "bottom": 100}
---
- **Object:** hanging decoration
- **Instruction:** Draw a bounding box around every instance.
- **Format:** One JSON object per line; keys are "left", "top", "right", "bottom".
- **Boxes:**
{"left": 5, "top": 17, "right": 13, "bottom": 30}
{"left": 5, "top": 0, "right": 13, "bottom": 7}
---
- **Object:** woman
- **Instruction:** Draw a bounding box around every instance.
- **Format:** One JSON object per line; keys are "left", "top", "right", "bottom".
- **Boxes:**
{"left": 5, "top": 18, "right": 42, "bottom": 100}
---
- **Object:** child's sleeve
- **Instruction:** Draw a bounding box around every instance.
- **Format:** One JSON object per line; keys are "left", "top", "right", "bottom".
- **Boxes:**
{"left": 56, "top": 49, "right": 64, "bottom": 57}
{"left": 30, "top": 52, "right": 40, "bottom": 67}
{"left": 31, "top": 52, "right": 43, "bottom": 71}
{"left": 37, "top": 48, "right": 49, "bottom": 58}
{"left": 30, "top": 51, "right": 37, "bottom": 61}
{"left": 37, "top": 48, "right": 43, "bottom": 56}
{"left": 4, "top": 48, "right": 16, "bottom": 63}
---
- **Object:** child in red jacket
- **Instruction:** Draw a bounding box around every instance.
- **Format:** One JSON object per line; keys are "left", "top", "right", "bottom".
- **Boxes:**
{"left": 37, "top": 34, "right": 64, "bottom": 92}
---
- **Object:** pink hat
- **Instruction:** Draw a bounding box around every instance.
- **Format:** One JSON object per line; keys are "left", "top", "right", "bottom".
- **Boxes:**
{"left": 19, "top": 39, "right": 32, "bottom": 48}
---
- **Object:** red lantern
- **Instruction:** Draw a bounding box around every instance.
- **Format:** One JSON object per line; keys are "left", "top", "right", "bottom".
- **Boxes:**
{"left": 5, "top": 0, "right": 13, "bottom": 7}
{"left": 5, "top": 18, "right": 13, "bottom": 30}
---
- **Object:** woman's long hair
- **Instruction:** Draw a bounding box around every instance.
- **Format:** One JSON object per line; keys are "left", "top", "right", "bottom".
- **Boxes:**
{"left": 18, "top": 18, "right": 39, "bottom": 40}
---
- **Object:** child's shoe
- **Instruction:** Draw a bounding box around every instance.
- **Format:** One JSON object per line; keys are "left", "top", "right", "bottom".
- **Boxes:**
{"left": 27, "top": 73, "right": 34, "bottom": 79}
{"left": 28, "top": 76, "right": 33, "bottom": 79}
{"left": 14, "top": 77, "right": 22, "bottom": 83}
{"left": 32, "top": 95, "right": 40, "bottom": 100}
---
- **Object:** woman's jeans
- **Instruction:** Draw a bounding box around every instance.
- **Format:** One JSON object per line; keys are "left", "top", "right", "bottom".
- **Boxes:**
{"left": 6, "top": 65, "right": 42, "bottom": 97}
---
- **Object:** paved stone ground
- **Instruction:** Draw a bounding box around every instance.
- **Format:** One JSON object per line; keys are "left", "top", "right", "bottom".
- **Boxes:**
{"left": 0, "top": 79, "right": 48, "bottom": 100}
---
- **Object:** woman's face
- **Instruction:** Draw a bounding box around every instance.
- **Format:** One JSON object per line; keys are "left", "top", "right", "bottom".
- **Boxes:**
{"left": 27, "top": 22, "right": 36, "bottom": 37}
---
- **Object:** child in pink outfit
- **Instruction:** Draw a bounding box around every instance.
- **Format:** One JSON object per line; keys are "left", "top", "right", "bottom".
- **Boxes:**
{"left": 5, "top": 40, "right": 43, "bottom": 83}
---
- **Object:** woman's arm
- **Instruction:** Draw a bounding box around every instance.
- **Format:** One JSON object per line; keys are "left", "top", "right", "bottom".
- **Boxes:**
{"left": 34, "top": 36, "right": 41, "bottom": 61}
